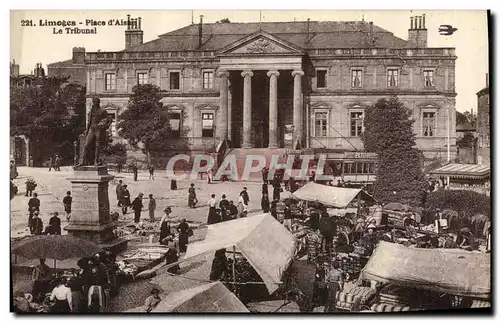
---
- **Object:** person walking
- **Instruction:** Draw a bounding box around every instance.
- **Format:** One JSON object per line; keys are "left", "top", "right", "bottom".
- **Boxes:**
{"left": 148, "top": 165, "right": 155, "bottom": 180}
{"left": 261, "top": 193, "right": 270, "bottom": 213}
{"left": 273, "top": 182, "right": 281, "bottom": 202}
{"left": 48, "top": 212, "right": 61, "bottom": 235}
{"left": 188, "top": 183, "right": 197, "bottom": 208}
{"left": 28, "top": 192, "right": 40, "bottom": 229}
{"left": 170, "top": 179, "right": 177, "bottom": 190}
{"left": 148, "top": 194, "right": 156, "bottom": 222}
{"left": 159, "top": 207, "right": 172, "bottom": 244}
{"left": 207, "top": 169, "right": 213, "bottom": 184}
{"left": 177, "top": 219, "right": 191, "bottom": 253}
{"left": 132, "top": 164, "right": 138, "bottom": 182}
{"left": 262, "top": 167, "right": 269, "bottom": 184}
{"left": 237, "top": 194, "right": 246, "bottom": 218}
{"left": 240, "top": 187, "right": 249, "bottom": 207}
{"left": 121, "top": 185, "right": 131, "bottom": 215}
{"left": 132, "top": 193, "right": 144, "bottom": 223}
{"left": 63, "top": 191, "right": 72, "bottom": 221}
{"left": 31, "top": 212, "right": 44, "bottom": 235}
{"left": 54, "top": 155, "right": 61, "bottom": 171}
{"left": 262, "top": 182, "right": 268, "bottom": 196}
{"left": 48, "top": 156, "right": 53, "bottom": 172}
{"left": 115, "top": 180, "right": 123, "bottom": 207}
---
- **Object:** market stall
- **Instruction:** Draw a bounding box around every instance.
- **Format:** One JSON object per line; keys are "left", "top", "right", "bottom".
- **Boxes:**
{"left": 291, "top": 182, "right": 375, "bottom": 208}
{"left": 152, "top": 282, "right": 249, "bottom": 313}
{"left": 359, "top": 241, "right": 491, "bottom": 311}
{"left": 184, "top": 213, "right": 297, "bottom": 295}
{"left": 430, "top": 163, "right": 490, "bottom": 195}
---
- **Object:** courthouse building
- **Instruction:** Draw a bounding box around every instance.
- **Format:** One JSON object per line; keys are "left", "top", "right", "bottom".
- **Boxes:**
{"left": 83, "top": 14, "right": 457, "bottom": 163}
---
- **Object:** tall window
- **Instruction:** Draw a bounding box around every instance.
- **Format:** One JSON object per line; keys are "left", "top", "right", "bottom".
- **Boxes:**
{"left": 108, "top": 112, "right": 117, "bottom": 136}
{"left": 350, "top": 112, "right": 363, "bottom": 137}
{"left": 169, "top": 112, "right": 181, "bottom": 139}
{"left": 202, "top": 71, "right": 214, "bottom": 89}
{"left": 317, "top": 70, "right": 327, "bottom": 88}
{"left": 423, "top": 70, "right": 434, "bottom": 87}
{"left": 202, "top": 112, "right": 214, "bottom": 137}
{"left": 170, "top": 72, "right": 180, "bottom": 90}
{"left": 105, "top": 73, "right": 116, "bottom": 91}
{"left": 351, "top": 69, "right": 363, "bottom": 88}
{"left": 314, "top": 112, "right": 328, "bottom": 137}
{"left": 137, "top": 72, "right": 148, "bottom": 85}
{"left": 387, "top": 69, "right": 399, "bottom": 87}
{"left": 422, "top": 112, "right": 436, "bottom": 137}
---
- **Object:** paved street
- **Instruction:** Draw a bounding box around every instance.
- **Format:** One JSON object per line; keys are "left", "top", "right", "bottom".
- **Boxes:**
{"left": 11, "top": 166, "right": 291, "bottom": 238}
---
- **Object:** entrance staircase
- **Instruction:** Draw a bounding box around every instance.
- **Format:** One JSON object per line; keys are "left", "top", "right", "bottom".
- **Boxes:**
{"left": 222, "top": 148, "right": 287, "bottom": 181}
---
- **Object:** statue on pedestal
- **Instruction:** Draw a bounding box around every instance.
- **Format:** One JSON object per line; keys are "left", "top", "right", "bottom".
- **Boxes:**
{"left": 77, "top": 97, "right": 113, "bottom": 167}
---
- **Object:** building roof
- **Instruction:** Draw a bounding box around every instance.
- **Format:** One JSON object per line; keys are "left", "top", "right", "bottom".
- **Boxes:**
{"left": 476, "top": 86, "right": 489, "bottom": 96}
{"left": 47, "top": 59, "right": 84, "bottom": 68}
{"left": 126, "top": 20, "right": 408, "bottom": 52}
{"left": 430, "top": 163, "right": 490, "bottom": 179}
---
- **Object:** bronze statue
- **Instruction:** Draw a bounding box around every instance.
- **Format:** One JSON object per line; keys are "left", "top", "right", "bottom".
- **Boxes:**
{"left": 77, "top": 97, "right": 113, "bottom": 166}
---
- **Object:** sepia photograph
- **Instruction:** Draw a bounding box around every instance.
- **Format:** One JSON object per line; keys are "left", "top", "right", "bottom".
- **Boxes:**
{"left": 9, "top": 9, "right": 491, "bottom": 314}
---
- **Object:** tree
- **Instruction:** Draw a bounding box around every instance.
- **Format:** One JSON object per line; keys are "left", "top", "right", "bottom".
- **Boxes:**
{"left": 361, "top": 97, "right": 428, "bottom": 206}
{"left": 100, "top": 129, "right": 127, "bottom": 167}
{"left": 10, "top": 76, "right": 86, "bottom": 165}
{"left": 117, "top": 84, "right": 171, "bottom": 164}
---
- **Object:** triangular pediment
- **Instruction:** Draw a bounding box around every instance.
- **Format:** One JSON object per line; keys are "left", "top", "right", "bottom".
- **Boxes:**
{"left": 219, "top": 31, "right": 304, "bottom": 55}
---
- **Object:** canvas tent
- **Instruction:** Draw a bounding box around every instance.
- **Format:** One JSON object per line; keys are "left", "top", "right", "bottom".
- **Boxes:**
{"left": 184, "top": 213, "right": 297, "bottom": 294}
{"left": 152, "top": 282, "right": 249, "bottom": 313}
{"left": 292, "top": 182, "right": 374, "bottom": 208}
{"left": 360, "top": 242, "right": 490, "bottom": 299}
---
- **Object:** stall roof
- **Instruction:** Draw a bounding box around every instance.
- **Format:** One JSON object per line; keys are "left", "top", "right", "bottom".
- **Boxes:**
{"left": 184, "top": 213, "right": 297, "bottom": 294}
{"left": 360, "top": 242, "right": 490, "bottom": 299}
{"left": 152, "top": 282, "right": 249, "bottom": 313}
{"left": 430, "top": 163, "right": 490, "bottom": 179}
{"left": 291, "top": 182, "right": 374, "bottom": 208}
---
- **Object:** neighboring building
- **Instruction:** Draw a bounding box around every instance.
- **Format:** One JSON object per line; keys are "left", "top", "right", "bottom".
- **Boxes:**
{"left": 47, "top": 47, "right": 87, "bottom": 85}
{"left": 476, "top": 74, "right": 490, "bottom": 165}
{"left": 10, "top": 60, "right": 45, "bottom": 87}
{"left": 83, "top": 14, "right": 457, "bottom": 164}
{"left": 10, "top": 60, "right": 46, "bottom": 166}
{"left": 430, "top": 163, "right": 490, "bottom": 196}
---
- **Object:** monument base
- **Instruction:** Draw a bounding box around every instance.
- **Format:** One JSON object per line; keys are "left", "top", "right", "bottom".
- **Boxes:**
{"left": 65, "top": 165, "right": 127, "bottom": 254}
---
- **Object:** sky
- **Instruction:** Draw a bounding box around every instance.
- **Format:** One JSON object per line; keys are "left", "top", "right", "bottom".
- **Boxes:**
{"left": 10, "top": 10, "right": 489, "bottom": 113}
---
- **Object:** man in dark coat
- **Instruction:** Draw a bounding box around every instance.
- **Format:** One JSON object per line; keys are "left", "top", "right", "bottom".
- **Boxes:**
{"left": 270, "top": 199, "right": 278, "bottom": 219}
{"left": 240, "top": 187, "right": 249, "bottom": 206}
{"left": 261, "top": 193, "right": 270, "bottom": 213}
{"left": 115, "top": 180, "right": 123, "bottom": 207}
{"left": 272, "top": 182, "right": 281, "bottom": 201}
{"left": 63, "top": 191, "right": 72, "bottom": 220}
{"left": 121, "top": 185, "right": 131, "bottom": 215}
{"left": 132, "top": 164, "right": 138, "bottom": 181}
{"left": 262, "top": 183, "right": 268, "bottom": 196}
{"left": 319, "top": 212, "right": 336, "bottom": 253}
{"left": 28, "top": 193, "right": 40, "bottom": 212}
{"left": 228, "top": 201, "right": 238, "bottom": 220}
{"left": 131, "top": 193, "right": 144, "bottom": 223}
{"left": 31, "top": 212, "right": 43, "bottom": 235}
{"left": 47, "top": 212, "right": 61, "bottom": 235}
{"left": 261, "top": 167, "right": 269, "bottom": 184}
{"left": 219, "top": 194, "right": 230, "bottom": 214}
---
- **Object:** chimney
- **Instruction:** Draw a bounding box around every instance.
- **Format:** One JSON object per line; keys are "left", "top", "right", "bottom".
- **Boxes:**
{"left": 369, "top": 21, "right": 375, "bottom": 46}
{"left": 34, "top": 63, "right": 45, "bottom": 78}
{"left": 486, "top": 73, "right": 489, "bottom": 87}
{"left": 10, "top": 59, "right": 19, "bottom": 76}
{"left": 408, "top": 14, "right": 428, "bottom": 48}
{"left": 198, "top": 15, "right": 204, "bottom": 49}
{"left": 72, "top": 47, "right": 86, "bottom": 64}
{"left": 125, "top": 15, "right": 144, "bottom": 49}
{"left": 306, "top": 18, "right": 310, "bottom": 44}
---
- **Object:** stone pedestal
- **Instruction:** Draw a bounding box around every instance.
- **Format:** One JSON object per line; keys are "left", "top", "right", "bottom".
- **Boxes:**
{"left": 64, "top": 165, "right": 127, "bottom": 253}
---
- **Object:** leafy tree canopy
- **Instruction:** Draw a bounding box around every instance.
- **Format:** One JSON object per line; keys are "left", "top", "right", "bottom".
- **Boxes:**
{"left": 362, "top": 97, "right": 428, "bottom": 206}
{"left": 117, "top": 84, "right": 171, "bottom": 163}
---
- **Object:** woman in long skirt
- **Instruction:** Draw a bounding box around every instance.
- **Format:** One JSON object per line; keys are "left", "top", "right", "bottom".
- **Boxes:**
{"left": 237, "top": 195, "right": 245, "bottom": 218}
{"left": 50, "top": 279, "right": 72, "bottom": 313}
{"left": 177, "top": 219, "right": 190, "bottom": 253}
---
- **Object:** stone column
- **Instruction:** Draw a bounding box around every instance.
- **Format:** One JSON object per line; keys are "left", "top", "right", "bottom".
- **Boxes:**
{"left": 217, "top": 70, "right": 230, "bottom": 140}
{"left": 292, "top": 70, "right": 305, "bottom": 148}
{"left": 241, "top": 70, "right": 254, "bottom": 148}
{"left": 267, "top": 70, "right": 280, "bottom": 148}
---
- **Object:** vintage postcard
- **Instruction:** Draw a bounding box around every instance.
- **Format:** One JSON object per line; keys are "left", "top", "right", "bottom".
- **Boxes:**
{"left": 10, "top": 10, "right": 490, "bottom": 313}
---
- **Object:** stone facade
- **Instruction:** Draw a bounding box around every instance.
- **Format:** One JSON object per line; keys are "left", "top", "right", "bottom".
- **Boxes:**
{"left": 84, "top": 15, "right": 457, "bottom": 162}
{"left": 476, "top": 75, "right": 490, "bottom": 165}
{"left": 47, "top": 47, "right": 87, "bottom": 85}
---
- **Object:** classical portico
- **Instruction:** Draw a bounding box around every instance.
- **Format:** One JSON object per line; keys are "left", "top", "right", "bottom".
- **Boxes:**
{"left": 217, "top": 31, "right": 305, "bottom": 149}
